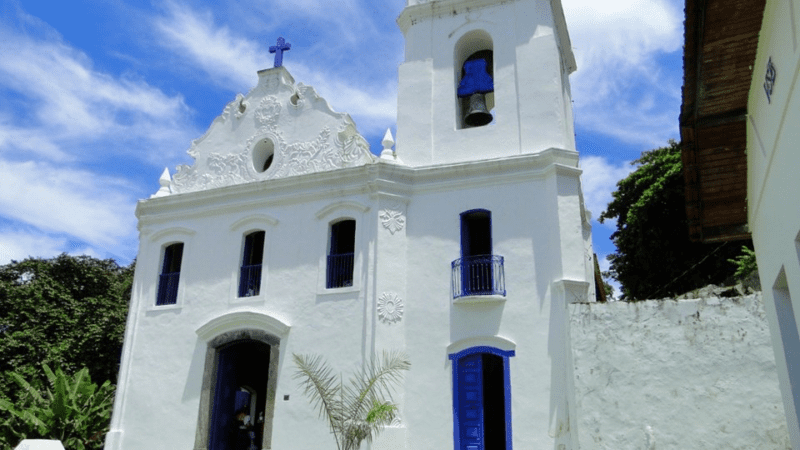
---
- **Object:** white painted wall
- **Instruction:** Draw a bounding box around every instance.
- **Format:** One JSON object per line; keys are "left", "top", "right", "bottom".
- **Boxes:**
{"left": 570, "top": 294, "right": 790, "bottom": 449}
{"left": 747, "top": 0, "right": 800, "bottom": 447}
{"left": 106, "top": 150, "right": 593, "bottom": 449}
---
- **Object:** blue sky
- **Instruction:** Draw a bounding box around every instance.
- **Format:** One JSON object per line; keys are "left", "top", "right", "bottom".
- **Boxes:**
{"left": 0, "top": 0, "right": 684, "bottom": 281}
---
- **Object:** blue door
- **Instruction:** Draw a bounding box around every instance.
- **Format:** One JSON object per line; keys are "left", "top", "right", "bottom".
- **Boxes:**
{"left": 458, "top": 353, "right": 484, "bottom": 450}
{"left": 209, "top": 347, "right": 237, "bottom": 450}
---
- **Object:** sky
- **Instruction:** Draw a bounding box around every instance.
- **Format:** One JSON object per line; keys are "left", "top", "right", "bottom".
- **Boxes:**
{"left": 0, "top": 0, "right": 684, "bottom": 286}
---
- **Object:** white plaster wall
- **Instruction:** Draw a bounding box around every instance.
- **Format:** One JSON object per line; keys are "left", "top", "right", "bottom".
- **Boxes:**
{"left": 402, "top": 168, "right": 587, "bottom": 449}
{"left": 108, "top": 191, "right": 377, "bottom": 449}
{"left": 107, "top": 149, "right": 592, "bottom": 449}
{"left": 570, "top": 294, "right": 790, "bottom": 449}
{"left": 396, "top": 0, "right": 576, "bottom": 166}
{"left": 747, "top": 0, "right": 800, "bottom": 446}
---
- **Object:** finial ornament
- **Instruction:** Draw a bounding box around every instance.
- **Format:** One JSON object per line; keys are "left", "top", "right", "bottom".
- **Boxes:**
{"left": 152, "top": 167, "right": 172, "bottom": 198}
{"left": 269, "top": 37, "right": 291, "bottom": 68}
{"left": 380, "top": 128, "right": 397, "bottom": 161}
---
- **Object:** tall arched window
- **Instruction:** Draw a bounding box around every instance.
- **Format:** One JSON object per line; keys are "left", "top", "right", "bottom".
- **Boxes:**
{"left": 453, "top": 209, "right": 505, "bottom": 298}
{"left": 327, "top": 219, "right": 356, "bottom": 288}
{"left": 449, "top": 346, "right": 514, "bottom": 450}
{"left": 156, "top": 242, "right": 183, "bottom": 305}
{"left": 239, "top": 231, "right": 265, "bottom": 297}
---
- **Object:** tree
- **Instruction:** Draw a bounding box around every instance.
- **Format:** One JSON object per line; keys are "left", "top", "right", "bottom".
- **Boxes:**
{"left": 0, "top": 254, "right": 133, "bottom": 405}
{"left": 293, "top": 350, "right": 410, "bottom": 450}
{"left": 598, "top": 141, "right": 746, "bottom": 300}
{"left": 0, "top": 364, "right": 114, "bottom": 450}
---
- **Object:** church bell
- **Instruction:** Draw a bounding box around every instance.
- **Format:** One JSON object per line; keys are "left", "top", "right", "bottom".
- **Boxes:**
{"left": 457, "top": 56, "right": 494, "bottom": 127}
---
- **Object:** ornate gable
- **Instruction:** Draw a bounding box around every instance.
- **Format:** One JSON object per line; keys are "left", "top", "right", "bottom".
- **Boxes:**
{"left": 170, "top": 66, "right": 375, "bottom": 195}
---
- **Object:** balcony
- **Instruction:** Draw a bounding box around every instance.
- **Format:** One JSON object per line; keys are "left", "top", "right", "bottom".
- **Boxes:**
{"left": 452, "top": 255, "right": 506, "bottom": 300}
{"left": 327, "top": 252, "right": 354, "bottom": 289}
{"left": 238, "top": 264, "right": 263, "bottom": 297}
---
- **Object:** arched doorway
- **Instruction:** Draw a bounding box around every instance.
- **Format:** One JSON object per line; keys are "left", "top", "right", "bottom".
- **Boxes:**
{"left": 194, "top": 327, "right": 282, "bottom": 450}
{"left": 208, "top": 340, "right": 271, "bottom": 450}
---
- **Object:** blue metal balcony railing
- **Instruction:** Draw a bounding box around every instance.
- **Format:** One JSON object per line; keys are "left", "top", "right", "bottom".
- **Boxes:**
{"left": 452, "top": 255, "right": 506, "bottom": 299}
{"left": 327, "top": 252, "right": 354, "bottom": 289}
{"left": 156, "top": 272, "right": 180, "bottom": 305}
{"left": 238, "top": 264, "right": 263, "bottom": 297}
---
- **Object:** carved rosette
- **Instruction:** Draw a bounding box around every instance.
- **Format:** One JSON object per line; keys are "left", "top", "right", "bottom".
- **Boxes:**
{"left": 377, "top": 292, "right": 403, "bottom": 324}
{"left": 379, "top": 206, "right": 406, "bottom": 235}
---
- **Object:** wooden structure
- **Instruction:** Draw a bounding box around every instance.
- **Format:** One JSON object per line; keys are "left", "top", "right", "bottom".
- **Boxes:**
{"left": 680, "top": 0, "right": 765, "bottom": 242}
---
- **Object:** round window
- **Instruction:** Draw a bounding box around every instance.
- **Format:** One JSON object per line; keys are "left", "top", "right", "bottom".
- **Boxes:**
{"left": 253, "top": 138, "right": 275, "bottom": 173}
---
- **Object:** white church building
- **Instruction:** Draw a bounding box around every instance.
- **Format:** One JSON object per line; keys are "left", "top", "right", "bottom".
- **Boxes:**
{"left": 105, "top": 0, "right": 595, "bottom": 448}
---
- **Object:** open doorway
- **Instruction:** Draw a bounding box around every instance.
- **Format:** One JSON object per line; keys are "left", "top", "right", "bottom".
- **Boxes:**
{"left": 208, "top": 340, "right": 271, "bottom": 450}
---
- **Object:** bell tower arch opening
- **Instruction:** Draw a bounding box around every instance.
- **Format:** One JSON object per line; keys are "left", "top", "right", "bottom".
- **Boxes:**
{"left": 454, "top": 30, "right": 494, "bottom": 129}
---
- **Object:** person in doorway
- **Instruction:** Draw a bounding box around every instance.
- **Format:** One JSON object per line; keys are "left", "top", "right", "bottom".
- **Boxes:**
{"left": 232, "top": 407, "right": 252, "bottom": 450}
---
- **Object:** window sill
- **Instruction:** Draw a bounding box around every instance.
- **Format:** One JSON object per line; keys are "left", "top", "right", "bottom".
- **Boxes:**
{"left": 318, "top": 285, "right": 361, "bottom": 296}
{"left": 146, "top": 303, "right": 183, "bottom": 314}
{"left": 230, "top": 294, "right": 264, "bottom": 304}
{"left": 453, "top": 294, "right": 506, "bottom": 304}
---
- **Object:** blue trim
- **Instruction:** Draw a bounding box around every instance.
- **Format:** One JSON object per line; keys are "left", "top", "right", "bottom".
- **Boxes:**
{"left": 450, "top": 346, "right": 514, "bottom": 450}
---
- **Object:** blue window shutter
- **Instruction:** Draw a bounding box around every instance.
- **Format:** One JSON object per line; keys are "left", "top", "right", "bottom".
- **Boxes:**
{"left": 209, "top": 348, "right": 237, "bottom": 450}
{"left": 458, "top": 353, "right": 484, "bottom": 450}
{"left": 157, "top": 243, "right": 183, "bottom": 305}
{"left": 242, "top": 234, "right": 254, "bottom": 266}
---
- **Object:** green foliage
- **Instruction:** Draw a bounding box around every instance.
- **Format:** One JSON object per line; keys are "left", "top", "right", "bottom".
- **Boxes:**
{"left": 728, "top": 246, "right": 758, "bottom": 280}
{"left": 0, "top": 364, "right": 114, "bottom": 450}
{"left": 600, "top": 272, "right": 615, "bottom": 301}
{"left": 0, "top": 254, "right": 133, "bottom": 406}
{"left": 599, "top": 141, "right": 747, "bottom": 300}
{"left": 293, "top": 350, "right": 410, "bottom": 450}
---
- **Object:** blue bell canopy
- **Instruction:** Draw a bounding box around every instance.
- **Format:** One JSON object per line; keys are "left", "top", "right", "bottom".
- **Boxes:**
{"left": 457, "top": 58, "right": 494, "bottom": 97}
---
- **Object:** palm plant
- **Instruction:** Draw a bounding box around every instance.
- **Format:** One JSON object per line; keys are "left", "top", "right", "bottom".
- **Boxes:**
{"left": 293, "top": 350, "right": 410, "bottom": 450}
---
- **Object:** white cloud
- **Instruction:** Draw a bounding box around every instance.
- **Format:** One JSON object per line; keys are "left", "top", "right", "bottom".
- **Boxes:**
{"left": 153, "top": 2, "right": 398, "bottom": 140}
{"left": 0, "top": 159, "right": 137, "bottom": 248}
{"left": 0, "top": 231, "right": 67, "bottom": 265}
{"left": 563, "top": 0, "right": 683, "bottom": 148}
{"left": 580, "top": 155, "right": 634, "bottom": 222}
{"left": 0, "top": 11, "right": 195, "bottom": 164}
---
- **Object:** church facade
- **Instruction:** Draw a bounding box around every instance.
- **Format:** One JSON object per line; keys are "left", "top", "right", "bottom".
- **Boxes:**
{"left": 105, "top": 0, "right": 595, "bottom": 449}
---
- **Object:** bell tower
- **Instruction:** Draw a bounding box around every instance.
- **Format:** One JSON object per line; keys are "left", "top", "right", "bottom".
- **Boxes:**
{"left": 395, "top": 0, "right": 577, "bottom": 166}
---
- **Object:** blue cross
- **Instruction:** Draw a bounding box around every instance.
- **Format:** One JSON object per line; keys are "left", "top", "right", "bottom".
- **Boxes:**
{"left": 269, "top": 37, "right": 291, "bottom": 68}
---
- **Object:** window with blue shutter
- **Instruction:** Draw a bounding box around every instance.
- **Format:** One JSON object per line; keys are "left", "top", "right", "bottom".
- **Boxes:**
{"left": 453, "top": 209, "right": 505, "bottom": 298}
{"left": 156, "top": 243, "right": 183, "bottom": 305}
{"left": 239, "top": 231, "right": 265, "bottom": 297}
{"left": 450, "top": 346, "right": 514, "bottom": 450}
{"left": 327, "top": 219, "right": 355, "bottom": 288}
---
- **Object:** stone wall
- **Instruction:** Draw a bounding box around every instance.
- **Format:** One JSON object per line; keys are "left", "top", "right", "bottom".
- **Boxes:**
{"left": 570, "top": 292, "right": 790, "bottom": 449}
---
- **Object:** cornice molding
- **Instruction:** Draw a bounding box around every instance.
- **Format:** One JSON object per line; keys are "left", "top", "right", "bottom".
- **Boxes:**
{"left": 136, "top": 149, "right": 580, "bottom": 225}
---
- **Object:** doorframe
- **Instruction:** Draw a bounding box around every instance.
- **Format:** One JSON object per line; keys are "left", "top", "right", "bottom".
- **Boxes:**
{"left": 194, "top": 329, "right": 281, "bottom": 450}
{"left": 449, "top": 345, "right": 514, "bottom": 450}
